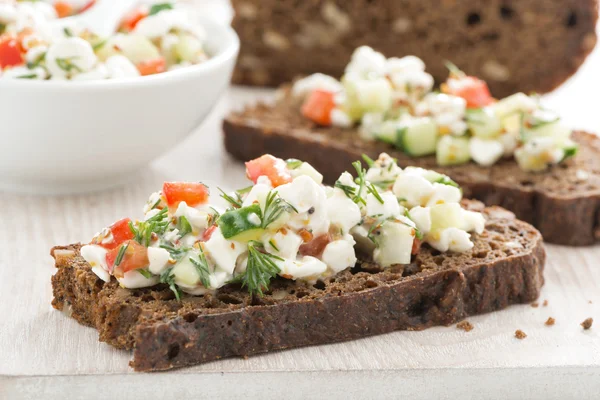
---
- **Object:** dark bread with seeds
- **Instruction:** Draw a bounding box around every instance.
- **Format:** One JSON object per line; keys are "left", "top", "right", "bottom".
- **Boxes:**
{"left": 230, "top": 0, "right": 597, "bottom": 97}
{"left": 51, "top": 201, "right": 545, "bottom": 372}
{"left": 222, "top": 90, "right": 600, "bottom": 246}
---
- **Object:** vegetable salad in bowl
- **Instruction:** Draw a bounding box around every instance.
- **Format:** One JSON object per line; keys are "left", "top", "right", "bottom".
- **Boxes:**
{"left": 293, "top": 46, "right": 578, "bottom": 173}
{"left": 81, "top": 153, "right": 485, "bottom": 298}
{"left": 0, "top": 0, "right": 209, "bottom": 80}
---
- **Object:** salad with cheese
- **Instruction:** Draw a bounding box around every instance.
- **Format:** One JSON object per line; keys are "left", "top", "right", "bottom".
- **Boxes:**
{"left": 81, "top": 153, "right": 485, "bottom": 298}
{"left": 0, "top": 0, "right": 209, "bottom": 80}
{"left": 294, "top": 46, "right": 577, "bottom": 173}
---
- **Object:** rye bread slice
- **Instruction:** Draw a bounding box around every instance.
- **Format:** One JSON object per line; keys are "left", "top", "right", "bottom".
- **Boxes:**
{"left": 51, "top": 201, "right": 545, "bottom": 372}
{"left": 222, "top": 92, "right": 600, "bottom": 246}
{"left": 230, "top": 0, "right": 598, "bottom": 98}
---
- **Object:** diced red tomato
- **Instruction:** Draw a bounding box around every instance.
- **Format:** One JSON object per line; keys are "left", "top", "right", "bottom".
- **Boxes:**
{"left": 443, "top": 76, "right": 494, "bottom": 109}
{"left": 202, "top": 225, "right": 217, "bottom": 242}
{"left": 299, "top": 234, "right": 331, "bottom": 257}
{"left": 120, "top": 6, "right": 149, "bottom": 32}
{"left": 79, "top": 0, "right": 96, "bottom": 13}
{"left": 245, "top": 154, "right": 292, "bottom": 187}
{"left": 106, "top": 240, "right": 149, "bottom": 276}
{"left": 301, "top": 90, "right": 336, "bottom": 126}
{"left": 54, "top": 1, "right": 74, "bottom": 18}
{"left": 163, "top": 182, "right": 210, "bottom": 209}
{"left": 92, "top": 217, "right": 135, "bottom": 250}
{"left": 136, "top": 57, "right": 166, "bottom": 76}
{"left": 0, "top": 35, "right": 24, "bottom": 69}
{"left": 411, "top": 237, "right": 422, "bottom": 255}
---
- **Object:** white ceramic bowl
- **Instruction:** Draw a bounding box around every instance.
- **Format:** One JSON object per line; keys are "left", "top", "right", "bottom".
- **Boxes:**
{"left": 0, "top": 17, "right": 239, "bottom": 195}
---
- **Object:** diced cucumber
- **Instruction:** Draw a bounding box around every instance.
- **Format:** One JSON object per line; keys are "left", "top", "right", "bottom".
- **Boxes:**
{"left": 436, "top": 136, "right": 470, "bottom": 166}
{"left": 401, "top": 117, "right": 438, "bottom": 156}
{"left": 375, "top": 121, "right": 403, "bottom": 148}
{"left": 342, "top": 76, "right": 392, "bottom": 117}
{"left": 522, "top": 120, "right": 571, "bottom": 143}
{"left": 429, "top": 203, "right": 462, "bottom": 232}
{"left": 466, "top": 108, "right": 502, "bottom": 139}
{"left": 173, "top": 33, "right": 203, "bottom": 63}
{"left": 493, "top": 93, "right": 537, "bottom": 118}
{"left": 218, "top": 204, "right": 264, "bottom": 242}
{"left": 372, "top": 221, "right": 414, "bottom": 267}
{"left": 97, "top": 34, "right": 160, "bottom": 64}
{"left": 172, "top": 257, "right": 199, "bottom": 286}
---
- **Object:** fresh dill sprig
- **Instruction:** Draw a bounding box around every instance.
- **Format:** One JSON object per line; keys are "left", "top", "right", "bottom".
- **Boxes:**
{"left": 361, "top": 154, "right": 375, "bottom": 168}
{"left": 138, "top": 269, "right": 153, "bottom": 279}
{"left": 219, "top": 187, "right": 243, "bottom": 209}
{"left": 176, "top": 215, "right": 192, "bottom": 237}
{"left": 55, "top": 57, "right": 82, "bottom": 73}
{"left": 285, "top": 159, "right": 303, "bottom": 169}
{"left": 159, "top": 267, "right": 181, "bottom": 301}
{"left": 352, "top": 161, "right": 367, "bottom": 205}
{"left": 189, "top": 246, "right": 211, "bottom": 289}
{"left": 403, "top": 210, "right": 424, "bottom": 240}
{"left": 367, "top": 183, "right": 384, "bottom": 204}
{"left": 129, "top": 207, "right": 169, "bottom": 247}
{"left": 261, "top": 191, "right": 298, "bottom": 229}
{"left": 114, "top": 243, "right": 129, "bottom": 266}
{"left": 268, "top": 239, "right": 279, "bottom": 251}
{"left": 434, "top": 176, "right": 460, "bottom": 188}
{"left": 239, "top": 241, "right": 282, "bottom": 296}
{"left": 159, "top": 243, "right": 189, "bottom": 260}
{"left": 372, "top": 179, "right": 396, "bottom": 190}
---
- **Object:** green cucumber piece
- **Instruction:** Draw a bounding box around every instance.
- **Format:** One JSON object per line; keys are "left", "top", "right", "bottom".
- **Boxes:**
{"left": 429, "top": 203, "right": 463, "bottom": 232}
{"left": 402, "top": 118, "right": 438, "bottom": 156}
{"left": 466, "top": 108, "right": 502, "bottom": 139}
{"left": 436, "top": 136, "right": 470, "bottom": 166}
{"left": 218, "top": 204, "right": 264, "bottom": 242}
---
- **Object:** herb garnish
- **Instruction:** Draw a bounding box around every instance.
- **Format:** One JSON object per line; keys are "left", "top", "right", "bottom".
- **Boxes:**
{"left": 367, "top": 183, "right": 384, "bottom": 204}
{"left": 219, "top": 187, "right": 243, "bottom": 209}
{"left": 261, "top": 191, "right": 297, "bottom": 229}
{"left": 129, "top": 207, "right": 169, "bottom": 247}
{"left": 114, "top": 243, "right": 129, "bottom": 266}
{"left": 268, "top": 239, "right": 280, "bottom": 252}
{"left": 361, "top": 154, "right": 375, "bottom": 168}
{"left": 159, "top": 267, "right": 181, "bottom": 301}
{"left": 285, "top": 158, "right": 303, "bottom": 169}
{"left": 176, "top": 216, "right": 192, "bottom": 237}
{"left": 238, "top": 241, "right": 282, "bottom": 296}
{"left": 562, "top": 145, "right": 578, "bottom": 161}
{"left": 138, "top": 269, "right": 153, "bottom": 279}
{"left": 63, "top": 27, "right": 74, "bottom": 37}
{"left": 55, "top": 57, "right": 82, "bottom": 73}
{"left": 434, "top": 176, "right": 460, "bottom": 188}
{"left": 189, "top": 246, "right": 211, "bottom": 289}
{"left": 352, "top": 161, "right": 367, "bottom": 204}
{"left": 159, "top": 243, "right": 189, "bottom": 260}
{"left": 403, "top": 210, "right": 424, "bottom": 240}
{"left": 148, "top": 2, "right": 174, "bottom": 16}
{"left": 16, "top": 74, "right": 37, "bottom": 79}
{"left": 26, "top": 52, "right": 45, "bottom": 70}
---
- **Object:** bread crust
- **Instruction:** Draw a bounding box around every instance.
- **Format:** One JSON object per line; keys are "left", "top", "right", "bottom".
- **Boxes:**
{"left": 230, "top": 0, "right": 598, "bottom": 98}
{"left": 223, "top": 97, "right": 600, "bottom": 246}
{"left": 51, "top": 203, "right": 545, "bottom": 372}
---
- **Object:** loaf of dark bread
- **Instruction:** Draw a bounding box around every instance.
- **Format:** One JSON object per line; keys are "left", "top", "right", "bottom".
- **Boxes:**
{"left": 51, "top": 201, "right": 545, "bottom": 372}
{"left": 230, "top": 0, "right": 597, "bottom": 97}
{"left": 223, "top": 90, "right": 600, "bottom": 246}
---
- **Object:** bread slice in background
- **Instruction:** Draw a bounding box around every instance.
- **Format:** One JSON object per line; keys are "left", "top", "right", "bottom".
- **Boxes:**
{"left": 230, "top": 0, "right": 597, "bottom": 97}
{"left": 223, "top": 89, "right": 600, "bottom": 246}
{"left": 51, "top": 201, "right": 545, "bottom": 372}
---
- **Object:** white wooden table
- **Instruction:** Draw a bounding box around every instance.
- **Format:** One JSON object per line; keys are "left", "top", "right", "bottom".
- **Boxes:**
{"left": 2, "top": 43, "right": 600, "bottom": 400}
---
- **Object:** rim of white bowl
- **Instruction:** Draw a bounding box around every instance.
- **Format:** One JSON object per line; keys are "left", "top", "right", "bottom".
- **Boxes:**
{"left": 0, "top": 17, "right": 239, "bottom": 90}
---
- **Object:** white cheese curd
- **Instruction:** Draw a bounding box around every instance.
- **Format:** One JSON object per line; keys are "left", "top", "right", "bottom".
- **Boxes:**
{"left": 366, "top": 191, "right": 401, "bottom": 219}
{"left": 408, "top": 206, "right": 432, "bottom": 235}
{"left": 326, "top": 188, "right": 362, "bottom": 234}
{"left": 24, "top": 45, "right": 47, "bottom": 63}
{"left": 493, "top": 93, "right": 538, "bottom": 118}
{"left": 393, "top": 172, "right": 434, "bottom": 208}
{"left": 204, "top": 228, "right": 245, "bottom": 274}
{"left": 105, "top": 55, "right": 140, "bottom": 79}
{"left": 469, "top": 138, "right": 504, "bottom": 167}
{"left": 292, "top": 73, "right": 343, "bottom": 98}
{"left": 350, "top": 76, "right": 393, "bottom": 114}
{"left": 514, "top": 137, "right": 565, "bottom": 172}
{"left": 365, "top": 153, "right": 402, "bottom": 184}
{"left": 263, "top": 229, "right": 303, "bottom": 259}
{"left": 134, "top": 9, "right": 199, "bottom": 40}
{"left": 321, "top": 236, "right": 357, "bottom": 274}
{"left": 72, "top": 64, "right": 109, "bottom": 81}
{"left": 425, "top": 183, "right": 462, "bottom": 207}
{"left": 386, "top": 55, "right": 434, "bottom": 103}
{"left": 175, "top": 201, "right": 209, "bottom": 231}
{"left": 289, "top": 162, "right": 324, "bottom": 184}
{"left": 80, "top": 244, "right": 109, "bottom": 272}
{"left": 162, "top": 228, "right": 180, "bottom": 243}
{"left": 359, "top": 112, "right": 385, "bottom": 140}
{"left": 345, "top": 46, "right": 387, "bottom": 77}
{"left": 498, "top": 131, "right": 520, "bottom": 157}
{"left": 462, "top": 210, "right": 486, "bottom": 234}
{"left": 330, "top": 108, "right": 353, "bottom": 128}
{"left": 1, "top": 65, "right": 46, "bottom": 79}
{"left": 45, "top": 37, "right": 97, "bottom": 79}
{"left": 91, "top": 266, "right": 111, "bottom": 283}
{"left": 427, "top": 227, "right": 473, "bottom": 253}
{"left": 415, "top": 93, "right": 467, "bottom": 136}
{"left": 276, "top": 175, "right": 329, "bottom": 236}
{"left": 147, "top": 247, "right": 171, "bottom": 275}
{"left": 242, "top": 177, "right": 272, "bottom": 207}
{"left": 277, "top": 256, "right": 328, "bottom": 281}
{"left": 118, "top": 270, "right": 160, "bottom": 289}
{"left": 373, "top": 221, "right": 415, "bottom": 267}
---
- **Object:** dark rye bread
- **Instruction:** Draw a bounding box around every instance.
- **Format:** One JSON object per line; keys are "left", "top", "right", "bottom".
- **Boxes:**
{"left": 230, "top": 0, "right": 598, "bottom": 97}
{"left": 51, "top": 201, "right": 545, "bottom": 372}
{"left": 223, "top": 93, "right": 600, "bottom": 246}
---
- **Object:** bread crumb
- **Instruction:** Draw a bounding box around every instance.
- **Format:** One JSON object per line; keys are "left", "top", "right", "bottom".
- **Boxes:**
{"left": 581, "top": 318, "right": 593, "bottom": 330}
{"left": 457, "top": 321, "right": 474, "bottom": 332}
{"left": 545, "top": 317, "right": 555, "bottom": 326}
{"left": 543, "top": 300, "right": 548, "bottom": 307}
{"left": 531, "top": 302, "right": 539, "bottom": 308}
{"left": 589, "top": 300, "right": 593, "bottom": 304}
{"left": 515, "top": 330, "right": 527, "bottom": 339}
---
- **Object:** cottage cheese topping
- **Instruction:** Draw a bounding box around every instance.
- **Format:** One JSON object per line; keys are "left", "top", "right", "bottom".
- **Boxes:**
{"left": 81, "top": 153, "right": 485, "bottom": 297}
{"left": 0, "top": 1, "right": 209, "bottom": 81}
{"left": 294, "top": 46, "right": 577, "bottom": 173}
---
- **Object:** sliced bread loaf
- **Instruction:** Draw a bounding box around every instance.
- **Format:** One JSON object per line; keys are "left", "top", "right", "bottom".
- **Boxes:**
{"left": 223, "top": 92, "right": 600, "bottom": 246}
{"left": 230, "top": 0, "right": 598, "bottom": 97}
{"left": 51, "top": 201, "right": 545, "bottom": 372}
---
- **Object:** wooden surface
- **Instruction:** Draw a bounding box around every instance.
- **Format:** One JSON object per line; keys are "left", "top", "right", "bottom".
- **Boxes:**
{"left": 2, "top": 39, "right": 600, "bottom": 400}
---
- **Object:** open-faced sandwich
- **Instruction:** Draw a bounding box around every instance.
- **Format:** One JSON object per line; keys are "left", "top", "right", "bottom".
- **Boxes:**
{"left": 51, "top": 154, "right": 545, "bottom": 371}
{"left": 224, "top": 46, "right": 600, "bottom": 245}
